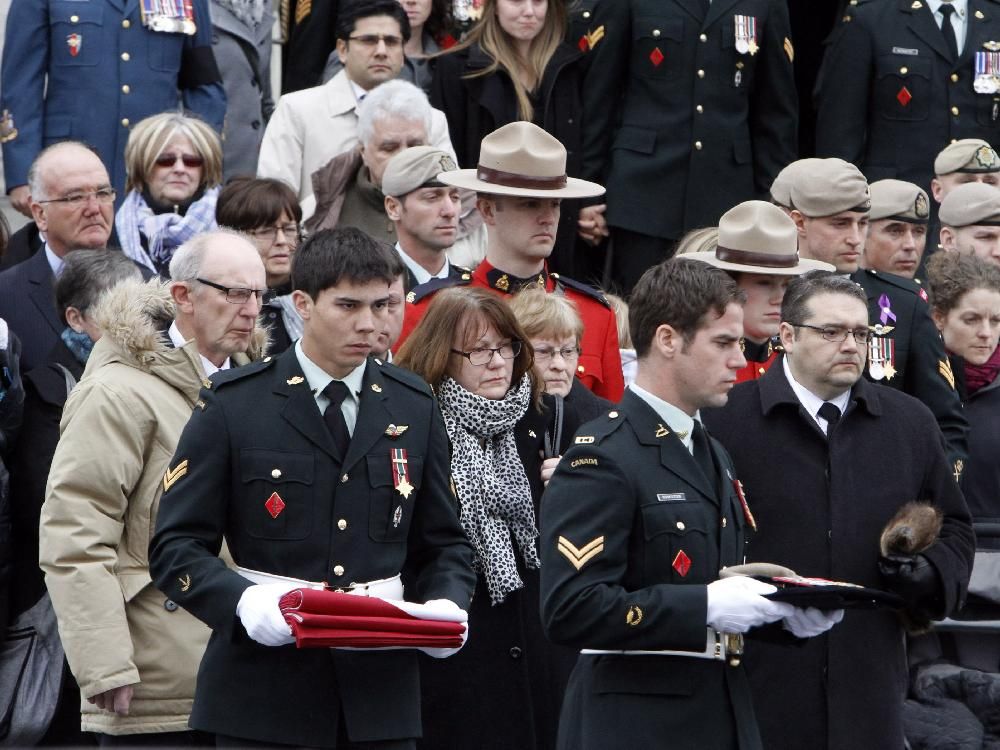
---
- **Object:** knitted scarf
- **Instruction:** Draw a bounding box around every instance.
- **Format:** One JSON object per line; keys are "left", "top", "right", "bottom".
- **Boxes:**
{"left": 116, "top": 186, "right": 220, "bottom": 274}
{"left": 965, "top": 344, "right": 1000, "bottom": 395}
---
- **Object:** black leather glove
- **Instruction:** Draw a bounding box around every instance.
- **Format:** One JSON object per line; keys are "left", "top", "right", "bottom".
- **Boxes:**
{"left": 878, "top": 553, "right": 943, "bottom": 618}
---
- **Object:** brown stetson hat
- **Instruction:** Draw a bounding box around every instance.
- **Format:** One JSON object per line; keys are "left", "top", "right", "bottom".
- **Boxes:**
{"left": 437, "top": 122, "right": 605, "bottom": 199}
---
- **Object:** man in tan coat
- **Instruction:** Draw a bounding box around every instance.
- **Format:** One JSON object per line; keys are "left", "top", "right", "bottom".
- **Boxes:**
{"left": 39, "top": 230, "right": 268, "bottom": 743}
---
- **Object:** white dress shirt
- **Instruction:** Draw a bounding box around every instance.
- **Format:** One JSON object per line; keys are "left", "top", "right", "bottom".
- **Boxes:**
{"left": 168, "top": 321, "right": 231, "bottom": 377}
{"left": 629, "top": 383, "right": 700, "bottom": 455}
{"left": 781, "top": 357, "right": 851, "bottom": 435}
{"left": 294, "top": 339, "right": 365, "bottom": 436}
{"left": 927, "top": 0, "right": 969, "bottom": 55}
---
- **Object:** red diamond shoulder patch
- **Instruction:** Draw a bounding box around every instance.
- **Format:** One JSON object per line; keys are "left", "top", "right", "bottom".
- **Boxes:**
{"left": 672, "top": 549, "right": 692, "bottom": 577}
{"left": 650, "top": 47, "right": 664, "bottom": 67}
{"left": 265, "top": 492, "right": 286, "bottom": 519}
{"left": 896, "top": 86, "right": 912, "bottom": 107}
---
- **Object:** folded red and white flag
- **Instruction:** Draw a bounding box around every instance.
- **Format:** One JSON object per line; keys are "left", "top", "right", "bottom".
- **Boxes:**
{"left": 279, "top": 589, "right": 467, "bottom": 649}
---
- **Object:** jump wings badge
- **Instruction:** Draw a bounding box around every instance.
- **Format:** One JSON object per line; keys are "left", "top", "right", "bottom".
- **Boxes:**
{"left": 391, "top": 448, "right": 414, "bottom": 498}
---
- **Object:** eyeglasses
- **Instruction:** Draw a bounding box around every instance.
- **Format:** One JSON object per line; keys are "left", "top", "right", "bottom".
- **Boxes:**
{"left": 195, "top": 277, "right": 275, "bottom": 305}
{"left": 348, "top": 33, "right": 403, "bottom": 48}
{"left": 450, "top": 340, "right": 522, "bottom": 366}
{"left": 533, "top": 345, "right": 581, "bottom": 362}
{"left": 37, "top": 188, "right": 116, "bottom": 207}
{"left": 248, "top": 224, "right": 301, "bottom": 245}
{"left": 790, "top": 323, "right": 871, "bottom": 345}
{"left": 154, "top": 153, "right": 204, "bottom": 168}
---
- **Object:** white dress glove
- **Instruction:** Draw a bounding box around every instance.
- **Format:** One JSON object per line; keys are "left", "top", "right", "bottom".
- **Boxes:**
{"left": 706, "top": 576, "right": 795, "bottom": 633}
{"left": 419, "top": 598, "right": 469, "bottom": 659}
{"left": 236, "top": 584, "right": 295, "bottom": 646}
{"left": 782, "top": 606, "right": 845, "bottom": 638}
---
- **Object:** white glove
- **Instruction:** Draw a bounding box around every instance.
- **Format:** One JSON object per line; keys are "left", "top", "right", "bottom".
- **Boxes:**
{"left": 419, "top": 599, "right": 469, "bottom": 659}
{"left": 236, "top": 584, "right": 295, "bottom": 646}
{"left": 706, "top": 576, "right": 795, "bottom": 633}
{"left": 782, "top": 607, "right": 845, "bottom": 639}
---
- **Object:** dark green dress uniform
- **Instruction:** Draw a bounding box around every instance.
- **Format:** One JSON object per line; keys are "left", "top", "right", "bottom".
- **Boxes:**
{"left": 851, "top": 268, "right": 970, "bottom": 470}
{"left": 539, "top": 391, "right": 762, "bottom": 750}
{"left": 148, "top": 350, "right": 476, "bottom": 747}
{"left": 815, "top": 0, "right": 1000, "bottom": 191}
{"left": 579, "top": 0, "right": 798, "bottom": 291}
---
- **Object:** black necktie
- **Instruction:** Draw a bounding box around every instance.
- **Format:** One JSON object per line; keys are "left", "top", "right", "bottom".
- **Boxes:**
{"left": 940, "top": 4, "right": 959, "bottom": 60}
{"left": 691, "top": 421, "right": 716, "bottom": 485}
{"left": 817, "top": 402, "right": 841, "bottom": 436}
{"left": 322, "top": 380, "right": 352, "bottom": 459}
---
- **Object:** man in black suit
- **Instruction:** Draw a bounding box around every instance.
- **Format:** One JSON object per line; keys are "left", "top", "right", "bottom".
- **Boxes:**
{"left": 703, "top": 271, "right": 974, "bottom": 750}
{"left": 0, "top": 142, "right": 114, "bottom": 371}
{"left": 539, "top": 258, "right": 839, "bottom": 750}
{"left": 149, "top": 227, "right": 476, "bottom": 748}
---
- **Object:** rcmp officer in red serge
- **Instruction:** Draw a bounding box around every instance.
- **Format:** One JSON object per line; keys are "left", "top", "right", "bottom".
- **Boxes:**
{"left": 787, "top": 158, "right": 971, "bottom": 472}
{"left": 149, "top": 227, "right": 476, "bottom": 748}
{"left": 815, "top": 0, "right": 1000, "bottom": 196}
{"left": 578, "top": 0, "right": 799, "bottom": 292}
{"left": 539, "top": 257, "right": 841, "bottom": 750}
{"left": 398, "top": 122, "right": 625, "bottom": 402}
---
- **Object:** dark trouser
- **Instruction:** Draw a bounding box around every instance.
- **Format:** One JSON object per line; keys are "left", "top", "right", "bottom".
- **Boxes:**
{"left": 610, "top": 227, "right": 678, "bottom": 295}
{"left": 96, "top": 730, "right": 214, "bottom": 746}
{"left": 215, "top": 729, "right": 415, "bottom": 749}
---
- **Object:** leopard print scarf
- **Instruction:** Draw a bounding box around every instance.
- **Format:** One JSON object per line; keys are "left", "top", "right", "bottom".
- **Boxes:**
{"left": 438, "top": 374, "right": 539, "bottom": 605}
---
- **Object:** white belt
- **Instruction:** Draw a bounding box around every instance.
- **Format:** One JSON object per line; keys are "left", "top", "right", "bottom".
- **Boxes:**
{"left": 581, "top": 628, "right": 744, "bottom": 665}
{"left": 236, "top": 566, "right": 404, "bottom": 599}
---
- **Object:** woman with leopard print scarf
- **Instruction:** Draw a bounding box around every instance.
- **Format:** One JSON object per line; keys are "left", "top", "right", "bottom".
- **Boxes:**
{"left": 396, "top": 287, "right": 583, "bottom": 750}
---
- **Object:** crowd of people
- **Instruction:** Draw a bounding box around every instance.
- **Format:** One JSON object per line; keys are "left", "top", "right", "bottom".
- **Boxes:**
{"left": 1, "top": 0, "right": 1000, "bottom": 748}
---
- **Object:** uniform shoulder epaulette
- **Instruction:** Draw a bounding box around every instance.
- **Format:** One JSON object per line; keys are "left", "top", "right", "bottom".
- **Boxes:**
{"left": 862, "top": 268, "right": 923, "bottom": 296}
{"left": 376, "top": 359, "right": 434, "bottom": 396}
{"left": 210, "top": 355, "right": 277, "bottom": 388}
{"left": 572, "top": 408, "right": 627, "bottom": 446}
{"left": 406, "top": 272, "right": 473, "bottom": 304}
{"left": 551, "top": 273, "right": 610, "bottom": 308}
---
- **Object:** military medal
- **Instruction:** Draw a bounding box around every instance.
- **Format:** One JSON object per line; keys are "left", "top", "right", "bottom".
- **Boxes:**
{"left": 975, "top": 51, "right": 999, "bottom": 93}
{"left": 0, "top": 109, "right": 18, "bottom": 144}
{"left": 735, "top": 15, "right": 758, "bottom": 55}
{"left": 140, "top": 0, "right": 197, "bottom": 35}
{"left": 390, "top": 448, "right": 414, "bottom": 498}
{"left": 868, "top": 335, "right": 896, "bottom": 381}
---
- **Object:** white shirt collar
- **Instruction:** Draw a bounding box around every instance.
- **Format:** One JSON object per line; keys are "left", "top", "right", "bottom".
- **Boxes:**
{"left": 629, "top": 383, "right": 699, "bottom": 453}
{"left": 168, "top": 321, "right": 231, "bottom": 377}
{"left": 294, "top": 339, "right": 366, "bottom": 406}
{"left": 927, "top": 0, "right": 967, "bottom": 19}
{"left": 349, "top": 77, "right": 369, "bottom": 104}
{"left": 395, "top": 242, "right": 450, "bottom": 286}
{"left": 44, "top": 244, "right": 65, "bottom": 277}
{"left": 781, "top": 356, "right": 851, "bottom": 434}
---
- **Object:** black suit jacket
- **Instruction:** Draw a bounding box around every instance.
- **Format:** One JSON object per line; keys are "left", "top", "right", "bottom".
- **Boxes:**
{"left": 149, "top": 349, "right": 476, "bottom": 746}
{"left": 0, "top": 250, "right": 64, "bottom": 373}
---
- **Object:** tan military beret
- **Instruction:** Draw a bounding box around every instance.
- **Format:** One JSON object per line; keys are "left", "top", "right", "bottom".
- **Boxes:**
{"left": 939, "top": 182, "right": 1000, "bottom": 227}
{"left": 869, "top": 179, "right": 930, "bottom": 223}
{"left": 381, "top": 146, "right": 458, "bottom": 198}
{"left": 770, "top": 158, "right": 825, "bottom": 208}
{"left": 688, "top": 201, "right": 835, "bottom": 275}
{"left": 933, "top": 139, "right": 1000, "bottom": 176}
{"left": 788, "top": 158, "right": 871, "bottom": 217}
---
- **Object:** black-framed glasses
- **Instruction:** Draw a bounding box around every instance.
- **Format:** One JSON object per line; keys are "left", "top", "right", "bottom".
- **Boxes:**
{"left": 195, "top": 277, "right": 275, "bottom": 305}
{"left": 790, "top": 323, "right": 870, "bottom": 345}
{"left": 37, "top": 188, "right": 116, "bottom": 207}
{"left": 154, "top": 152, "right": 204, "bottom": 168}
{"left": 450, "top": 340, "right": 522, "bottom": 366}
{"left": 348, "top": 33, "right": 403, "bottom": 48}
{"left": 533, "top": 345, "right": 581, "bottom": 362}
{"left": 248, "top": 223, "right": 301, "bottom": 245}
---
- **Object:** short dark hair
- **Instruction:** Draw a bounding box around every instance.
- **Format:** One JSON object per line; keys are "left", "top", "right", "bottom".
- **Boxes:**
{"left": 55, "top": 250, "right": 143, "bottom": 323}
{"left": 335, "top": 0, "right": 411, "bottom": 43}
{"left": 629, "top": 258, "right": 745, "bottom": 358}
{"left": 781, "top": 271, "right": 867, "bottom": 326}
{"left": 216, "top": 177, "right": 302, "bottom": 231}
{"left": 292, "top": 227, "right": 404, "bottom": 300}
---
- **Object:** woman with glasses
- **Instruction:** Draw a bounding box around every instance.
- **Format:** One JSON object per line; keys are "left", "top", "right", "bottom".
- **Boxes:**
{"left": 509, "top": 286, "right": 611, "bottom": 422}
{"left": 116, "top": 112, "right": 224, "bottom": 276}
{"left": 395, "top": 287, "right": 579, "bottom": 750}
{"left": 216, "top": 177, "right": 303, "bottom": 354}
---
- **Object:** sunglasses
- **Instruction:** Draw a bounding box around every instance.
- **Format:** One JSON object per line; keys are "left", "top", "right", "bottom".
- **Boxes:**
{"left": 154, "top": 152, "right": 204, "bottom": 168}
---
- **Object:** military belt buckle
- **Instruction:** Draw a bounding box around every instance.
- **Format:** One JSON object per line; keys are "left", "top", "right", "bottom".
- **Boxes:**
{"left": 724, "top": 633, "right": 744, "bottom": 667}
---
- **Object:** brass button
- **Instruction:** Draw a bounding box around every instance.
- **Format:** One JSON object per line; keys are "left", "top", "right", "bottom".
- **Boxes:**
{"left": 899, "top": 66, "right": 908, "bottom": 74}
{"left": 577, "top": 365, "right": 585, "bottom": 373}
{"left": 694, "top": 141, "right": 703, "bottom": 150}
{"left": 333, "top": 565, "right": 345, "bottom": 577}
{"left": 652, "top": 28, "right": 661, "bottom": 37}
{"left": 699, "top": 33, "right": 707, "bottom": 42}
{"left": 758, "top": 367, "right": 765, "bottom": 374}
{"left": 951, "top": 73, "right": 959, "bottom": 82}
{"left": 341, "top": 473, "right": 349, "bottom": 483}
{"left": 121, "top": 84, "right": 130, "bottom": 94}
{"left": 122, "top": 18, "right": 130, "bottom": 28}
{"left": 121, "top": 52, "right": 130, "bottom": 61}
{"left": 70, "top": 14, "right": 79, "bottom": 22}
{"left": 121, "top": 118, "right": 130, "bottom": 127}
{"left": 952, "top": 106, "right": 960, "bottom": 116}
{"left": 582, "top": 10, "right": 590, "bottom": 18}
{"left": 696, "top": 104, "right": 704, "bottom": 114}
{"left": 608, "top": 410, "right": 619, "bottom": 419}
{"left": 271, "top": 468, "right": 282, "bottom": 479}
{"left": 722, "top": 517, "right": 728, "bottom": 528}
{"left": 697, "top": 69, "right": 705, "bottom": 78}
{"left": 337, "top": 519, "right": 348, "bottom": 531}
{"left": 676, "top": 521, "right": 686, "bottom": 530}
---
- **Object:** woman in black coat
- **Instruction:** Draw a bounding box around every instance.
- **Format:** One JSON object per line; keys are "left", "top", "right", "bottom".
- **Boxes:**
{"left": 396, "top": 287, "right": 580, "bottom": 750}
{"left": 430, "top": 0, "right": 604, "bottom": 280}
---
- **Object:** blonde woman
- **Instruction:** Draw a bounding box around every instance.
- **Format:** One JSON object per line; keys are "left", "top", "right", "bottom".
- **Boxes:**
{"left": 116, "top": 112, "right": 223, "bottom": 275}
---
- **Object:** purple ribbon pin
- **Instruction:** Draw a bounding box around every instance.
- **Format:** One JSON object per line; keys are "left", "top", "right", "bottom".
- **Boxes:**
{"left": 878, "top": 293, "right": 897, "bottom": 325}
